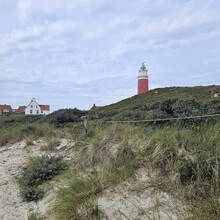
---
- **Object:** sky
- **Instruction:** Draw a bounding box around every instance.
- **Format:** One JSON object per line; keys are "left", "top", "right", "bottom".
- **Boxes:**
{"left": 0, "top": 0, "right": 220, "bottom": 111}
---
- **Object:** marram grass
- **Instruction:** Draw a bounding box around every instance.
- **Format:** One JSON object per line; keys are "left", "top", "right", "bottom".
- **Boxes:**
{"left": 50, "top": 120, "right": 220, "bottom": 219}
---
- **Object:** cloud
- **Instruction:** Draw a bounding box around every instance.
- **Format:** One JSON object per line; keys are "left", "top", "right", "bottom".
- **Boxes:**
{"left": 5, "top": 0, "right": 220, "bottom": 59}
{"left": 17, "top": 0, "right": 32, "bottom": 25}
{"left": 1, "top": 0, "right": 220, "bottom": 110}
{"left": 0, "top": 19, "right": 78, "bottom": 56}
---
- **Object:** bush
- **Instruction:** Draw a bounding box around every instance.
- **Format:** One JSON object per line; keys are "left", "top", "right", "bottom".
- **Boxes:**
{"left": 47, "top": 108, "right": 87, "bottom": 127}
{"left": 18, "top": 155, "right": 69, "bottom": 201}
{"left": 149, "top": 98, "right": 220, "bottom": 127}
{"left": 20, "top": 186, "right": 44, "bottom": 202}
{"left": 96, "top": 109, "right": 118, "bottom": 121}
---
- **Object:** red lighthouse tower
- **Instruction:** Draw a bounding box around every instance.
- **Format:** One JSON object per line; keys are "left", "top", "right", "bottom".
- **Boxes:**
{"left": 137, "top": 62, "right": 149, "bottom": 95}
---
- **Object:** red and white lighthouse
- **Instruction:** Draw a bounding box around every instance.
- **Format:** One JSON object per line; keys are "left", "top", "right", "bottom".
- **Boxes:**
{"left": 137, "top": 62, "right": 149, "bottom": 95}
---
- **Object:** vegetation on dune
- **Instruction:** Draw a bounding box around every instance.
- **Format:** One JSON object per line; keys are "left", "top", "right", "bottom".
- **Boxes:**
{"left": 47, "top": 108, "right": 87, "bottom": 127}
{"left": 18, "top": 155, "right": 69, "bottom": 202}
{"left": 1, "top": 85, "right": 220, "bottom": 219}
{"left": 0, "top": 114, "right": 44, "bottom": 129}
{"left": 28, "top": 212, "right": 45, "bottom": 220}
{"left": 90, "top": 85, "right": 220, "bottom": 122}
{"left": 51, "top": 175, "right": 102, "bottom": 220}
{"left": 50, "top": 120, "right": 220, "bottom": 219}
{"left": 94, "top": 97, "right": 220, "bottom": 123}
{"left": 103, "top": 85, "right": 220, "bottom": 112}
{"left": 0, "top": 123, "right": 62, "bottom": 147}
{"left": 0, "top": 107, "right": 85, "bottom": 147}
{"left": 39, "top": 136, "right": 61, "bottom": 151}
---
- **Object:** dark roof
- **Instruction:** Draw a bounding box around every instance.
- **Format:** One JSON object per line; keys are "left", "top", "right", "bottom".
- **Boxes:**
{"left": 90, "top": 104, "right": 103, "bottom": 110}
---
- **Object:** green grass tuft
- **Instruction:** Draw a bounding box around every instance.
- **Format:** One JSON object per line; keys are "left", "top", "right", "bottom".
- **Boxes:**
{"left": 28, "top": 211, "right": 45, "bottom": 220}
{"left": 51, "top": 175, "right": 101, "bottom": 220}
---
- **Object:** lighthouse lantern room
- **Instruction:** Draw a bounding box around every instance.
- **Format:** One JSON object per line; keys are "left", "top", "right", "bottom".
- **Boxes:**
{"left": 137, "top": 62, "right": 149, "bottom": 95}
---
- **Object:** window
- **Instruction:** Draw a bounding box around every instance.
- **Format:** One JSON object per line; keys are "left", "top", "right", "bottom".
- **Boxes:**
{"left": 30, "top": 105, "right": 33, "bottom": 108}
{"left": 30, "top": 110, "right": 32, "bottom": 114}
{"left": 37, "top": 110, "right": 39, "bottom": 114}
{"left": 41, "top": 111, "right": 43, "bottom": 114}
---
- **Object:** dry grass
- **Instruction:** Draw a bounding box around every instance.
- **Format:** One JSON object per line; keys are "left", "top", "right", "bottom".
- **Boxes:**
{"left": 1, "top": 114, "right": 218, "bottom": 219}
{"left": 40, "top": 137, "right": 61, "bottom": 151}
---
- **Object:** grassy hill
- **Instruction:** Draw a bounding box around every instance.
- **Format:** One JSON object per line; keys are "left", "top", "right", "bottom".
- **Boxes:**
{"left": 89, "top": 85, "right": 220, "bottom": 122}
{"left": 1, "top": 85, "right": 219, "bottom": 128}
{"left": 96, "top": 85, "right": 220, "bottom": 110}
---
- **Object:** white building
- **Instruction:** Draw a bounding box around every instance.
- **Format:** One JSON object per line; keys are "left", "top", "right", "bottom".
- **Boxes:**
{"left": 25, "top": 98, "right": 50, "bottom": 115}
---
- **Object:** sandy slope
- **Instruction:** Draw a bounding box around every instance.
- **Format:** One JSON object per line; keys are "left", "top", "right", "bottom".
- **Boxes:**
{"left": 0, "top": 139, "right": 64, "bottom": 220}
{"left": 0, "top": 138, "right": 76, "bottom": 220}
{"left": 0, "top": 140, "right": 186, "bottom": 220}
{"left": 98, "top": 169, "right": 186, "bottom": 219}
{"left": 0, "top": 141, "right": 32, "bottom": 220}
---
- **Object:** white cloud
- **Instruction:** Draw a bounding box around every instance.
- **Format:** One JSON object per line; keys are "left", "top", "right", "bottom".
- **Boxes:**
{"left": 17, "top": 0, "right": 32, "bottom": 25}
{"left": 0, "top": 19, "right": 78, "bottom": 55}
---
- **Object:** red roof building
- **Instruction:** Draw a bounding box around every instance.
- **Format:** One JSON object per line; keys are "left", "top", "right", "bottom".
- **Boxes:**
{"left": 39, "top": 105, "right": 50, "bottom": 111}
{"left": 25, "top": 98, "right": 50, "bottom": 115}
{"left": 0, "top": 104, "right": 12, "bottom": 114}
{"left": 0, "top": 99, "right": 50, "bottom": 116}
{"left": 16, "top": 106, "right": 26, "bottom": 113}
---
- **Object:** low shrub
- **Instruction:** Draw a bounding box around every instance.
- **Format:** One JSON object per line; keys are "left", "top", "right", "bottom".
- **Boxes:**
{"left": 47, "top": 108, "right": 87, "bottom": 127}
{"left": 20, "top": 186, "right": 44, "bottom": 202}
{"left": 18, "top": 155, "right": 69, "bottom": 201}
{"left": 149, "top": 98, "right": 220, "bottom": 127}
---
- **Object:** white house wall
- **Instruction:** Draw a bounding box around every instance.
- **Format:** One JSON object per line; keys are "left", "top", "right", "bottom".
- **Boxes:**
{"left": 41, "top": 110, "right": 50, "bottom": 115}
{"left": 25, "top": 99, "right": 40, "bottom": 115}
{"left": 25, "top": 99, "right": 50, "bottom": 115}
